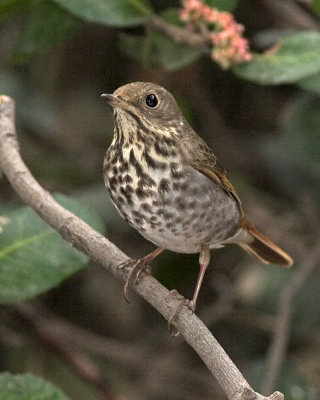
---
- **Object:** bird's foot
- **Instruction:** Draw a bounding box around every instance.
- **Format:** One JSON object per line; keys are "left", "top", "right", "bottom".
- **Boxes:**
{"left": 118, "top": 247, "right": 164, "bottom": 302}
{"left": 118, "top": 256, "right": 153, "bottom": 302}
{"left": 167, "top": 290, "right": 196, "bottom": 336}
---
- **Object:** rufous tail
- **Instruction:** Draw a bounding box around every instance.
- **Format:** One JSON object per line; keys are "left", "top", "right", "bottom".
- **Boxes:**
{"left": 239, "top": 220, "right": 293, "bottom": 267}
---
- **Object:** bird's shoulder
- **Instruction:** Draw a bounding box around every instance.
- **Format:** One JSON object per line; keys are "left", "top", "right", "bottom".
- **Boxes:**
{"left": 181, "top": 126, "right": 243, "bottom": 212}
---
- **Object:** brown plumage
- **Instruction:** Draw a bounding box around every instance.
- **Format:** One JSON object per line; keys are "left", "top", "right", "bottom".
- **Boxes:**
{"left": 102, "top": 82, "right": 293, "bottom": 312}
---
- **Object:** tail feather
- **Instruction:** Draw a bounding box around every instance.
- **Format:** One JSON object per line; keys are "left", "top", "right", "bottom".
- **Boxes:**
{"left": 239, "top": 221, "right": 293, "bottom": 267}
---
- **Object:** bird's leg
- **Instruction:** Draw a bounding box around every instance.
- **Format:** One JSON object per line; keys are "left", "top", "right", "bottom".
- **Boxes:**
{"left": 189, "top": 244, "right": 211, "bottom": 311}
{"left": 168, "top": 244, "right": 211, "bottom": 328}
{"left": 118, "top": 246, "right": 165, "bottom": 302}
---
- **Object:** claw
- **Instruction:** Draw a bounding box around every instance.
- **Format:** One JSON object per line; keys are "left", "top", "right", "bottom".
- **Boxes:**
{"left": 122, "top": 258, "right": 149, "bottom": 302}
{"left": 167, "top": 290, "right": 196, "bottom": 336}
{"left": 119, "top": 247, "right": 165, "bottom": 302}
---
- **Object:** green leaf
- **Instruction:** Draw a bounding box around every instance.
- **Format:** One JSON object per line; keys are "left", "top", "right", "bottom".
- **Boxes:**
{"left": 51, "top": 0, "right": 150, "bottom": 27}
{"left": 313, "top": 0, "right": 320, "bottom": 16}
{"left": 0, "top": 0, "right": 31, "bottom": 19}
{"left": 13, "top": 0, "right": 82, "bottom": 60}
{"left": 0, "top": 194, "right": 105, "bottom": 304}
{"left": 119, "top": 9, "right": 201, "bottom": 70}
{"left": 0, "top": 373, "right": 70, "bottom": 400}
{"left": 234, "top": 32, "right": 320, "bottom": 85}
{"left": 204, "top": 0, "right": 238, "bottom": 12}
{"left": 119, "top": 32, "right": 201, "bottom": 71}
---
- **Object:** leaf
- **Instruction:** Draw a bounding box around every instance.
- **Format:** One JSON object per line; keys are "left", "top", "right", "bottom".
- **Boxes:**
{"left": 0, "top": 372, "right": 70, "bottom": 400}
{"left": 119, "top": 33, "right": 201, "bottom": 71}
{"left": 13, "top": 0, "right": 82, "bottom": 59}
{"left": 0, "top": 194, "right": 105, "bottom": 304}
{"left": 51, "top": 0, "right": 150, "bottom": 27}
{"left": 204, "top": 0, "right": 238, "bottom": 12}
{"left": 119, "top": 8, "right": 201, "bottom": 70}
{"left": 0, "top": 0, "right": 31, "bottom": 20}
{"left": 234, "top": 32, "right": 320, "bottom": 85}
{"left": 313, "top": 0, "right": 320, "bottom": 16}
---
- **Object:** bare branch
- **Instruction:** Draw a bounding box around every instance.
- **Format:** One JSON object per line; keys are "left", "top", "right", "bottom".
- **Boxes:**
{"left": 149, "top": 15, "right": 211, "bottom": 52}
{"left": 0, "top": 95, "right": 283, "bottom": 400}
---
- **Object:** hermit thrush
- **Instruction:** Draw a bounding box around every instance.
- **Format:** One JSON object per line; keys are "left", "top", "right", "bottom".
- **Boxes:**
{"left": 102, "top": 82, "right": 293, "bottom": 313}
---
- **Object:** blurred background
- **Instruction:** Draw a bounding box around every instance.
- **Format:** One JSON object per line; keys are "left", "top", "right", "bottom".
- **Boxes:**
{"left": 0, "top": 1, "right": 320, "bottom": 399}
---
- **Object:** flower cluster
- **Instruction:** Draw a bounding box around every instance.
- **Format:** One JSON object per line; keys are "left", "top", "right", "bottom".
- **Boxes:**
{"left": 180, "top": 0, "right": 252, "bottom": 69}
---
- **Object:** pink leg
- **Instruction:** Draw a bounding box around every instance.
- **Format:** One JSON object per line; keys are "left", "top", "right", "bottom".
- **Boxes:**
{"left": 168, "top": 244, "right": 211, "bottom": 327}
{"left": 189, "top": 244, "right": 211, "bottom": 311}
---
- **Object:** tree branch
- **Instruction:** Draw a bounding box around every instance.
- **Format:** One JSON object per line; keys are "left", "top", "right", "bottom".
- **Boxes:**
{"left": 149, "top": 15, "right": 211, "bottom": 52}
{"left": 0, "top": 95, "right": 283, "bottom": 400}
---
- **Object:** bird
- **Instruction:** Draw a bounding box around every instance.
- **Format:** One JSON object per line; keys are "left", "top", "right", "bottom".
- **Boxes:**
{"left": 102, "top": 82, "right": 293, "bottom": 313}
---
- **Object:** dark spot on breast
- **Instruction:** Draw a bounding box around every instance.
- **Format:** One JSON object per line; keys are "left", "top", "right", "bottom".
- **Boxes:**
{"left": 150, "top": 215, "right": 158, "bottom": 222}
{"left": 112, "top": 166, "right": 118, "bottom": 175}
{"left": 141, "top": 203, "right": 152, "bottom": 212}
{"left": 138, "top": 175, "right": 156, "bottom": 188}
{"left": 134, "top": 217, "right": 143, "bottom": 225}
{"left": 174, "top": 216, "right": 183, "bottom": 224}
{"left": 170, "top": 162, "right": 183, "bottom": 180}
{"left": 129, "top": 149, "right": 143, "bottom": 177}
{"left": 136, "top": 188, "right": 147, "bottom": 199}
{"left": 119, "top": 186, "right": 132, "bottom": 204}
{"left": 117, "top": 196, "right": 125, "bottom": 204}
{"left": 154, "top": 141, "right": 169, "bottom": 157}
{"left": 188, "top": 200, "right": 197, "bottom": 209}
{"left": 159, "top": 178, "right": 170, "bottom": 193}
{"left": 174, "top": 198, "right": 186, "bottom": 210}
{"left": 123, "top": 174, "right": 133, "bottom": 183}
{"left": 108, "top": 176, "right": 118, "bottom": 191}
{"left": 137, "top": 129, "right": 143, "bottom": 142}
{"left": 119, "top": 161, "right": 129, "bottom": 173}
{"left": 133, "top": 210, "right": 143, "bottom": 219}
{"left": 164, "top": 212, "right": 174, "bottom": 220}
{"left": 162, "top": 137, "right": 176, "bottom": 147}
{"left": 143, "top": 150, "right": 167, "bottom": 170}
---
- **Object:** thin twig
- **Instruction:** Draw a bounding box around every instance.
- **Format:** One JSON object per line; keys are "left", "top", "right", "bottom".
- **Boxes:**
{"left": 0, "top": 95, "right": 284, "bottom": 400}
{"left": 149, "top": 15, "right": 211, "bottom": 53}
{"left": 261, "top": 243, "right": 320, "bottom": 394}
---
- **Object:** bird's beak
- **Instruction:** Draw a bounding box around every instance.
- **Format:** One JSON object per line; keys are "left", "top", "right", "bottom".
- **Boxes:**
{"left": 101, "top": 93, "right": 128, "bottom": 110}
{"left": 101, "top": 93, "right": 114, "bottom": 102}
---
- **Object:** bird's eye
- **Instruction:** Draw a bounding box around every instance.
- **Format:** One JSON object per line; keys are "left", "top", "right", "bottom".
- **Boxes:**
{"left": 146, "top": 94, "right": 158, "bottom": 108}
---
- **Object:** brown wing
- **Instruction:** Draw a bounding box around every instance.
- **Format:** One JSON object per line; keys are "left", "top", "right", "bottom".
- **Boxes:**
{"left": 190, "top": 142, "right": 243, "bottom": 214}
{"left": 186, "top": 135, "right": 293, "bottom": 267}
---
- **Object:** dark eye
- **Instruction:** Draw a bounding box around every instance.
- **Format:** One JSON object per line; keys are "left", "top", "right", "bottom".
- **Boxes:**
{"left": 146, "top": 94, "right": 158, "bottom": 108}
